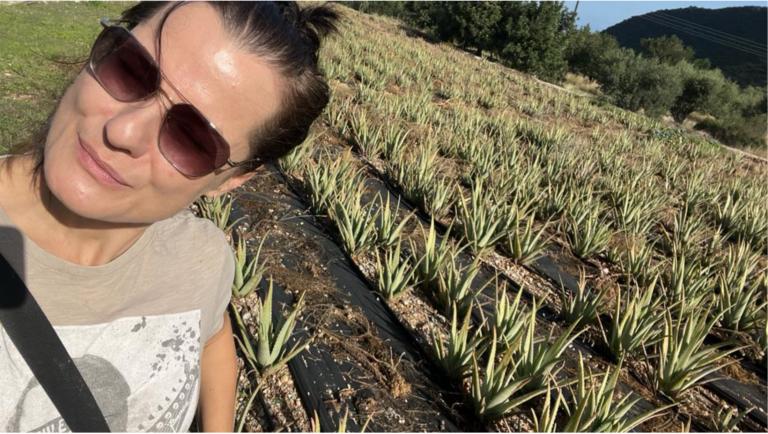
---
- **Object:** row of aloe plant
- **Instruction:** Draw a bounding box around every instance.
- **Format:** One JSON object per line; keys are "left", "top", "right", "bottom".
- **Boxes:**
{"left": 303, "top": 154, "right": 681, "bottom": 427}
{"left": 194, "top": 196, "right": 311, "bottom": 432}
{"left": 273, "top": 129, "right": 679, "bottom": 429}
{"left": 325, "top": 16, "right": 765, "bottom": 419}
{"left": 326, "top": 104, "right": 764, "bottom": 427}
{"left": 341, "top": 98, "right": 767, "bottom": 363}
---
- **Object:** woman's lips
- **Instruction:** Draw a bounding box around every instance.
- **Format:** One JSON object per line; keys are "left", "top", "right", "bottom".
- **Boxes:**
{"left": 77, "top": 137, "right": 130, "bottom": 188}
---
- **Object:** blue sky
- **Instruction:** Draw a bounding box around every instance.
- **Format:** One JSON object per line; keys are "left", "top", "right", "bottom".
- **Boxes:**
{"left": 563, "top": 1, "right": 767, "bottom": 31}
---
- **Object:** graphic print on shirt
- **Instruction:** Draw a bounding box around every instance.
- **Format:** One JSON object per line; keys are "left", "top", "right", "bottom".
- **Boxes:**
{"left": 0, "top": 311, "right": 202, "bottom": 433}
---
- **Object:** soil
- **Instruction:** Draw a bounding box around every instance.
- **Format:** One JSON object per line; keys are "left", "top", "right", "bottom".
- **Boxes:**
{"left": 230, "top": 168, "right": 471, "bottom": 432}
{"left": 306, "top": 130, "right": 767, "bottom": 432}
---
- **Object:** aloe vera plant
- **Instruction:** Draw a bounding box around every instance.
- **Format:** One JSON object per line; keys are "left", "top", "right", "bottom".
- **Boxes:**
{"left": 486, "top": 284, "right": 528, "bottom": 347}
{"left": 606, "top": 275, "right": 666, "bottom": 361}
{"left": 558, "top": 270, "right": 608, "bottom": 329}
{"left": 562, "top": 354, "right": 673, "bottom": 432}
{"left": 503, "top": 211, "right": 553, "bottom": 266}
{"left": 304, "top": 154, "right": 362, "bottom": 215}
{"left": 375, "top": 237, "right": 420, "bottom": 300}
{"left": 470, "top": 329, "right": 549, "bottom": 421}
{"left": 609, "top": 185, "right": 662, "bottom": 236}
{"left": 196, "top": 194, "right": 244, "bottom": 232}
{"left": 278, "top": 132, "right": 317, "bottom": 174}
{"left": 651, "top": 302, "right": 744, "bottom": 398}
{"left": 254, "top": 278, "right": 309, "bottom": 375}
{"left": 350, "top": 115, "right": 384, "bottom": 159}
{"left": 661, "top": 205, "right": 707, "bottom": 255}
{"left": 432, "top": 302, "right": 487, "bottom": 381}
{"left": 231, "top": 232, "right": 269, "bottom": 299}
{"left": 454, "top": 183, "right": 509, "bottom": 257}
{"left": 389, "top": 146, "right": 455, "bottom": 219}
{"left": 517, "top": 300, "right": 583, "bottom": 392}
{"left": 715, "top": 271, "right": 767, "bottom": 334}
{"left": 536, "top": 180, "right": 574, "bottom": 220}
{"left": 616, "top": 237, "right": 659, "bottom": 286}
{"left": 411, "top": 218, "right": 456, "bottom": 293}
{"left": 424, "top": 176, "right": 456, "bottom": 220}
{"left": 375, "top": 193, "right": 415, "bottom": 248}
{"left": 712, "top": 405, "right": 755, "bottom": 432}
{"left": 531, "top": 384, "right": 564, "bottom": 433}
{"left": 717, "top": 240, "right": 761, "bottom": 291}
{"left": 435, "top": 256, "right": 486, "bottom": 318}
{"left": 565, "top": 194, "right": 613, "bottom": 259}
{"left": 463, "top": 144, "right": 499, "bottom": 185}
{"left": 382, "top": 123, "right": 411, "bottom": 161}
{"left": 665, "top": 247, "right": 714, "bottom": 312}
{"left": 756, "top": 319, "right": 768, "bottom": 361}
{"left": 329, "top": 190, "right": 379, "bottom": 257}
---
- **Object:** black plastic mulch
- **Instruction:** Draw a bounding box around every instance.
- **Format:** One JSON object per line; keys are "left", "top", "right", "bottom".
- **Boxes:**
{"left": 355, "top": 172, "right": 682, "bottom": 431}
{"left": 529, "top": 256, "right": 768, "bottom": 430}
{"left": 228, "top": 168, "right": 465, "bottom": 432}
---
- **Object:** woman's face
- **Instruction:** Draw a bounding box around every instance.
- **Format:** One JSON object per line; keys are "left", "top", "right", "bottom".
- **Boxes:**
{"left": 43, "top": 2, "right": 283, "bottom": 224}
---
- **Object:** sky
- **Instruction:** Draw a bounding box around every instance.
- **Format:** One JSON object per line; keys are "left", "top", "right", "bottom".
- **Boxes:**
{"left": 563, "top": 1, "right": 768, "bottom": 31}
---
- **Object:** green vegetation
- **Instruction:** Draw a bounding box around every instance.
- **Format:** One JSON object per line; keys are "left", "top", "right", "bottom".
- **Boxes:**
{"left": 342, "top": 1, "right": 767, "bottom": 151}
{"left": 196, "top": 194, "right": 244, "bottom": 232}
{"left": 231, "top": 231, "right": 269, "bottom": 299}
{"left": 5, "top": 3, "right": 767, "bottom": 431}
{"left": 0, "top": 2, "right": 133, "bottom": 150}
{"left": 605, "top": 6, "right": 767, "bottom": 88}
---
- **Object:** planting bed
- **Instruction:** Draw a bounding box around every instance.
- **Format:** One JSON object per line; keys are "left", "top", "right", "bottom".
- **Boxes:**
{"left": 192, "top": 11, "right": 767, "bottom": 430}
{"left": 351, "top": 138, "right": 767, "bottom": 432}
{"left": 280, "top": 135, "right": 766, "bottom": 432}
{"left": 226, "top": 168, "right": 470, "bottom": 431}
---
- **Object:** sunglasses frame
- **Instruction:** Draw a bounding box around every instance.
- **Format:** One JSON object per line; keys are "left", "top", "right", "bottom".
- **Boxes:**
{"left": 87, "top": 18, "right": 262, "bottom": 178}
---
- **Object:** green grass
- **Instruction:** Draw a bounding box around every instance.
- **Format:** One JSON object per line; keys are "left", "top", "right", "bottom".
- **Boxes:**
{"left": 0, "top": 1, "right": 135, "bottom": 151}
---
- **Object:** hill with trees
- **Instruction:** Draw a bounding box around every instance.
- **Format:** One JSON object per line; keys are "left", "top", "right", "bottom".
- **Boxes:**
{"left": 605, "top": 6, "right": 767, "bottom": 88}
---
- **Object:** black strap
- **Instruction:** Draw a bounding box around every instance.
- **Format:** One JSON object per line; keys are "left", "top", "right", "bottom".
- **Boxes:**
{"left": 0, "top": 253, "right": 111, "bottom": 432}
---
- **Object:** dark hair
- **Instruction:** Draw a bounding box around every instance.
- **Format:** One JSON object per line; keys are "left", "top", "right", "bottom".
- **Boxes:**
{"left": 4, "top": 1, "right": 341, "bottom": 186}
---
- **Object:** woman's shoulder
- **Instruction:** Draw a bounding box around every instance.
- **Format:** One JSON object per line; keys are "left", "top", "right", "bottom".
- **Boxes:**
{"left": 152, "top": 208, "right": 232, "bottom": 265}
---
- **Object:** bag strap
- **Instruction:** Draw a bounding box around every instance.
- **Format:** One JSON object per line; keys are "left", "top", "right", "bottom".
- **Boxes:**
{"left": 0, "top": 252, "right": 111, "bottom": 432}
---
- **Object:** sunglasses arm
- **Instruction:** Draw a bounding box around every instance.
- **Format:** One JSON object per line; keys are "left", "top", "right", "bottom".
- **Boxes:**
{"left": 100, "top": 17, "right": 130, "bottom": 28}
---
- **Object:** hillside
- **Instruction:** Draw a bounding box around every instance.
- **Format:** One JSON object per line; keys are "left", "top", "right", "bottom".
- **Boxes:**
{"left": 605, "top": 6, "right": 767, "bottom": 88}
{"left": 1, "top": 3, "right": 767, "bottom": 431}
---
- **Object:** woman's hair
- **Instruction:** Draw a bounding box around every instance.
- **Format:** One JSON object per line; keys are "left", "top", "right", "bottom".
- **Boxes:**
{"left": 3, "top": 1, "right": 341, "bottom": 186}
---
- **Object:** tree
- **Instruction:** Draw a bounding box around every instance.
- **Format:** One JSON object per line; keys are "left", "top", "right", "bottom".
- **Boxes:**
{"left": 565, "top": 25, "right": 620, "bottom": 79}
{"left": 640, "top": 35, "right": 696, "bottom": 65}
{"left": 598, "top": 48, "right": 683, "bottom": 117}
{"left": 449, "top": 2, "right": 503, "bottom": 56}
{"left": 491, "top": 1, "right": 576, "bottom": 83}
{"left": 670, "top": 64, "right": 727, "bottom": 122}
{"left": 402, "top": 2, "right": 442, "bottom": 35}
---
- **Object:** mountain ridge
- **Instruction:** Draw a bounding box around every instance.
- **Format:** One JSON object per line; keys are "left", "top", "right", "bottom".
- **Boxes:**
{"left": 604, "top": 6, "right": 767, "bottom": 88}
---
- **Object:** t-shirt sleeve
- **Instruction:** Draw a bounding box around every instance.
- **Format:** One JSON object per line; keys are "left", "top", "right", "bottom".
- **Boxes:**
{"left": 202, "top": 228, "right": 235, "bottom": 346}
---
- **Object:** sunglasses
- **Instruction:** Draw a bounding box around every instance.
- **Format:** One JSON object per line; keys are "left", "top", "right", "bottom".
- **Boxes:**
{"left": 87, "top": 18, "right": 261, "bottom": 178}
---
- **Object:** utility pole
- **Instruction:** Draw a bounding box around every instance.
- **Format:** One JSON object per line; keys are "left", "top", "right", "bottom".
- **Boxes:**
{"left": 574, "top": 1, "right": 580, "bottom": 14}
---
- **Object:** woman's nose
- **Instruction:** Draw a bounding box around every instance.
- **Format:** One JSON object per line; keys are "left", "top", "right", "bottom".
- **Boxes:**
{"left": 102, "top": 100, "right": 165, "bottom": 158}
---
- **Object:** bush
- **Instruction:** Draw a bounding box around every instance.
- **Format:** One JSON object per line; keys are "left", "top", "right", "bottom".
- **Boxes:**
{"left": 565, "top": 26, "right": 620, "bottom": 80}
{"left": 695, "top": 113, "right": 767, "bottom": 149}
{"left": 491, "top": 1, "right": 576, "bottom": 83}
{"left": 640, "top": 35, "right": 696, "bottom": 65}
{"left": 670, "top": 63, "right": 726, "bottom": 123}
{"left": 596, "top": 49, "right": 683, "bottom": 117}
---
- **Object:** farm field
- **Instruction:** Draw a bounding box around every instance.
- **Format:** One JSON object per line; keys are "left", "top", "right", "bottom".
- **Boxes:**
{"left": 1, "top": 2, "right": 767, "bottom": 433}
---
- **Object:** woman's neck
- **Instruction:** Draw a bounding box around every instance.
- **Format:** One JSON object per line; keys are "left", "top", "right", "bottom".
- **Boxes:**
{"left": 0, "top": 155, "right": 150, "bottom": 267}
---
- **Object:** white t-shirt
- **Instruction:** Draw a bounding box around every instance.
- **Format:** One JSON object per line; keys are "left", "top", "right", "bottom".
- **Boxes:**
{"left": 0, "top": 195, "right": 234, "bottom": 432}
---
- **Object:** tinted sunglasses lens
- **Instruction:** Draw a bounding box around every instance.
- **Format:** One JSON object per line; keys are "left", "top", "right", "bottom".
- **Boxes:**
{"left": 160, "top": 105, "right": 228, "bottom": 177}
{"left": 90, "top": 27, "right": 158, "bottom": 101}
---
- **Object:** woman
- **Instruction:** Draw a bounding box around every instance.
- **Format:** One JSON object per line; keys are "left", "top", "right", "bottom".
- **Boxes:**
{"left": 0, "top": 1, "right": 340, "bottom": 432}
